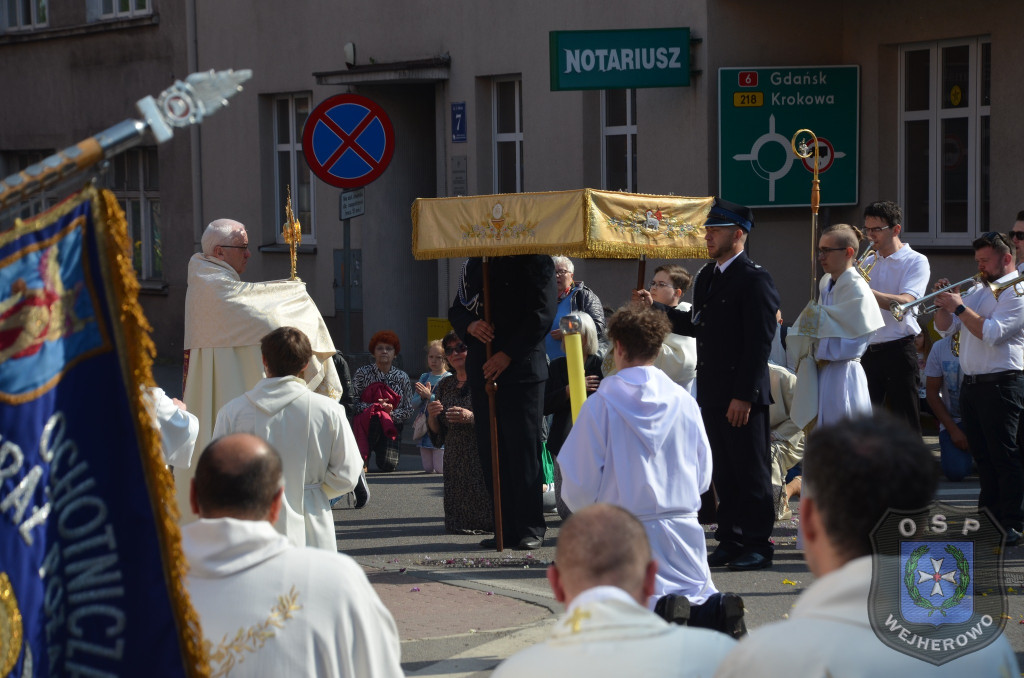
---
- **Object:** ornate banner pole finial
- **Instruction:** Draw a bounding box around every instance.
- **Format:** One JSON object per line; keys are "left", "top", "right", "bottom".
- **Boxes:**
{"left": 283, "top": 185, "right": 301, "bottom": 281}
{"left": 791, "top": 128, "right": 820, "bottom": 300}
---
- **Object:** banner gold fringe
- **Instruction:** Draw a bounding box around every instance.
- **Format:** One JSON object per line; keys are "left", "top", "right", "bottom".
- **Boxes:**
{"left": 411, "top": 188, "right": 711, "bottom": 261}
{"left": 90, "top": 186, "right": 210, "bottom": 678}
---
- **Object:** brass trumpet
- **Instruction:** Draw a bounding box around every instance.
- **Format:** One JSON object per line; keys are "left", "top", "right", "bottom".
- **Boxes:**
{"left": 855, "top": 244, "right": 877, "bottom": 281}
{"left": 889, "top": 272, "right": 1024, "bottom": 320}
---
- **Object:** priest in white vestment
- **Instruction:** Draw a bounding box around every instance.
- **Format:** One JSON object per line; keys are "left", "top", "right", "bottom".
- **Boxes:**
{"left": 715, "top": 416, "right": 1018, "bottom": 677}
{"left": 559, "top": 305, "right": 724, "bottom": 620}
{"left": 213, "top": 327, "right": 361, "bottom": 550}
{"left": 787, "top": 224, "right": 885, "bottom": 430}
{"left": 183, "top": 433, "right": 403, "bottom": 678}
{"left": 177, "top": 218, "right": 341, "bottom": 524}
{"left": 493, "top": 504, "right": 735, "bottom": 678}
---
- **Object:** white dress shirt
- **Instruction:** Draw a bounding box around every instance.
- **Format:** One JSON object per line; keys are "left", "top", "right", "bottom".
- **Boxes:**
{"left": 866, "top": 244, "right": 930, "bottom": 343}
{"left": 943, "top": 270, "right": 1024, "bottom": 375}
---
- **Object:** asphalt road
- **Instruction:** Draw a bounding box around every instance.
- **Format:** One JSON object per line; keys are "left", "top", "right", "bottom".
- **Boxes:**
{"left": 334, "top": 448, "right": 1024, "bottom": 676}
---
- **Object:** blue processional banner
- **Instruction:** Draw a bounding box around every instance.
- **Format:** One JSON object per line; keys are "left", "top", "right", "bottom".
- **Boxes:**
{"left": 0, "top": 186, "right": 206, "bottom": 677}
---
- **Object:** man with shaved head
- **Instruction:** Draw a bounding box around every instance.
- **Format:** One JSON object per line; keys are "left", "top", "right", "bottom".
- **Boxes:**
{"left": 177, "top": 217, "right": 343, "bottom": 526}
{"left": 492, "top": 504, "right": 736, "bottom": 677}
{"left": 182, "top": 433, "right": 403, "bottom": 678}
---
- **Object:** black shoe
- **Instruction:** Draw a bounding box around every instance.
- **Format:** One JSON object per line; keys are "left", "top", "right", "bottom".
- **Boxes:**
{"left": 516, "top": 536, "right": 543, "bottom": 550}
{"left": 352, "top": 472, "right": 370, "bottom": 509}
{"left": 727, "top": 552, "right": 772, "bottom": 571}
{"left": 719, "top": 593, "right": 747, "bottom": 639}
{"left": 654, "top": 594, "right": 691, "bottom": 626}
{"left": 707, "top": 544, "right": 743, "bottom": 567}
{"left": 479, "top": 537, "right": 498, "bottom": 549}
{"left": 1005, "top": 528, "right": 1023, "bottom": 547}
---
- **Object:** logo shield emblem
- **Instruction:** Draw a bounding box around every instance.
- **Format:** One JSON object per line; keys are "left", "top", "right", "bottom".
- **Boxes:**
{"left": 869, "top": 502, "right": 1006, "bottom": 665}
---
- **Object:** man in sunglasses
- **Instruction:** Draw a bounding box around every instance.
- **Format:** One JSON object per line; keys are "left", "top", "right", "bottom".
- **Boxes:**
{"left": 934, "top": 231, "right": 1024, "bottom": 544}
{"left": 178, "top": 219, "right": 342, "bottom": 525}
{"left": 859, "top": 200, "right": 930, "bottom": 434}
{"left": 1011, "top": 211, "right": 1024, "bottom": 274}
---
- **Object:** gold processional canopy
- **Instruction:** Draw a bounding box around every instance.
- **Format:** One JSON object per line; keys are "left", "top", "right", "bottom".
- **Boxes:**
{"left": 411, "top": 188, "right": 714, "bottom": 260}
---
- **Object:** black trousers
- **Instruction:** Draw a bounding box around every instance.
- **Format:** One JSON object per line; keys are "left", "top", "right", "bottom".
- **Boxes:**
{"left": 861, "top": 335, "right": 921, "bottom": 434}
{"left": 470, "top": 378, "right": 547, "bottom": 544}
{"left": 960, "top": 373, "right": 1024, "bottom": 532}
{"left": 702, "top": 403, "right": 774, "bottom": 557}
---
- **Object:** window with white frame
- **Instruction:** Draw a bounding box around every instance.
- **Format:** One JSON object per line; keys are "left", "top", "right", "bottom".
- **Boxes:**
{"left": 899, "top": 37, "right": 990, "bottom": 245}
{"left": 601, "top": 89, "right": 637, "bottom": 193}
{"left": 273, "top": 93, "right": 315, "bottom": 243}
{"left": 2, "top": 0, "right": 48, "bottom": 31}
{"left": 493, "top": 78, "right": 524, "bottom": 193}
{"left": 104, "top": 148, "right": 162, "bottom": 281}
{"left": 99, "top": 0, "right": 150, "bottom": 19}
{"left": 0, "top": 150, "right": 57, "bottom": 219}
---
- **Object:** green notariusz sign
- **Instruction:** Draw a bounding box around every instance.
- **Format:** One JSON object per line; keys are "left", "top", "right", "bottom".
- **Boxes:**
{"left": 549, "top": 28, "right": 691, "bottom": 91}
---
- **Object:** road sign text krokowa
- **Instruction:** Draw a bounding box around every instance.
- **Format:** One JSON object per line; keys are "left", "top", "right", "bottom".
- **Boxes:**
{"left": 719, "top": 65, "right": 859, "bottom": 208}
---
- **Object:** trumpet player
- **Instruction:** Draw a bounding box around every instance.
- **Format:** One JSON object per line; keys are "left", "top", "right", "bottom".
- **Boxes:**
{"left": 787, "top": 224, "right": 885, "bottom": 428}
{"left": 934, "top": 231, "right": 1024, "bottom": 545}
{"left": 860, "top": 201, "right": 930, "bottom": 434}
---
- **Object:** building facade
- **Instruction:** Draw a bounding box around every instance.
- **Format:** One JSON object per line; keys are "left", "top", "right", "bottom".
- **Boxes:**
{"left": 2, "top": 0, "right": 1020, "bottom": 363}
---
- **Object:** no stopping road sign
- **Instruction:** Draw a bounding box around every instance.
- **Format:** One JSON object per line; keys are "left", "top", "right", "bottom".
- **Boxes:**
{"left": 302, "top": 94, "right": 395, "bottom": 189}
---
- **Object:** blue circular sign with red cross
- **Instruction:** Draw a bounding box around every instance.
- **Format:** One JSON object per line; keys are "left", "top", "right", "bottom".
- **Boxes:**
{"left": 302, "top": 94, "right": 395, "bottom": 189}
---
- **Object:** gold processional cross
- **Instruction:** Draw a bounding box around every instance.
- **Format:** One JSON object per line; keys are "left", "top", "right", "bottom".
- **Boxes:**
{"left": 283, "top": 185, "right": 301, "bottom": 281}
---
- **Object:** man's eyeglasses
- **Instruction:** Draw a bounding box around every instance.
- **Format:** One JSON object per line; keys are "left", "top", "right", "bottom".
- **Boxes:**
{"left": 817, "top": 246, "right": 847, "bottom": 257}
{"left": 649, "top": 280, "right": 677, "bottom": 290}
{"left": 1009, "top": 231, "right": 1024, "bottom": 241}
{"left": 444, "top": 342, "right": 468, "bottom": 356}
{"left": 864, "top": 225, "right": 890, "bottom": 234}
{"left": 219, "top": 243, "right": 249, "bottom": 250}
{"left": 554, "top": 269, "right": 571, "bottom": 276}
{"left": 981, "top": 231, "right": 1012, "bottom": 248}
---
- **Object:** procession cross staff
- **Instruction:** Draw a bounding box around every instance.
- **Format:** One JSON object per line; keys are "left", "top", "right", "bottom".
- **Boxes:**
{"left": 0, "top": 69, "right": 252, "bottom": 211}
{"left": 283, "top": 185, "right": 302, "bottom": 280}
{"left": 480, "top": 257, "right": 505, "bottom": 551}
{"left": 791, "top": 128, "right": 821, "bottom": 300}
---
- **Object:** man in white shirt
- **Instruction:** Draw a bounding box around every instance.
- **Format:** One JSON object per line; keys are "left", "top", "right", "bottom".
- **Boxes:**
{"left": 788, "top": 224, "right": 885, "bottom": 428}
{"left": 214, "top": 326, "right": 362, "bottom": 550}
{"left": 492, "top": 504, "right": 736, "bottom": 678}
{"left": 859, "top": 201, "right": 930, "bottom": 433}
{"left": 559, "top": 304, "right": 745, "bottom": 636}
{"left": 933, "top": 231, "right": 1024, "bottom": 543}
{"left": 715, "top": 415, "right": 1019, "bottom": 677}
{"left": 182, "top": 433, "right": 403, "bottom": 678}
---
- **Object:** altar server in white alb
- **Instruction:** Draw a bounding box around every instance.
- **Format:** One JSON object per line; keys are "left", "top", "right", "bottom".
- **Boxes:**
{"left": 492, "top": 504, "right": 735, "bottom": 678}
{"left": 715, "top": 415, "right": 1019, "bottom": 677}
{"left": 177, "top": 218, "right": 342, "bottom": 525}
{"left": 146, "top": 386, "right": 199, "bottom": 468}
{"left": 214, "top": 326, "right": 361, "bottom": 550}
{"left": 559, "top": 304, "right": 744, "bottom": 636}
{"left": 787, "top": 224, "right": 885, "bottom": 429}
{"left": 183, "top": 434, "right": 403, "bottom": 678}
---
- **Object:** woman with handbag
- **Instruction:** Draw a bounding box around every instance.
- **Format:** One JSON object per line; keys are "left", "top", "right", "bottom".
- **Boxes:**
{"left": 410, "top": 339, "right": 451, "bottom": 473}
{"left": 352, "top": 330, "right": 413, "bottom": 472}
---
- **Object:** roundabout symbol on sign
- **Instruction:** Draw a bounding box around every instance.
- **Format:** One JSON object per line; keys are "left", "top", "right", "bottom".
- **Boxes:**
{"left": 302, "top": 94, "right": 395, "bottom": 189}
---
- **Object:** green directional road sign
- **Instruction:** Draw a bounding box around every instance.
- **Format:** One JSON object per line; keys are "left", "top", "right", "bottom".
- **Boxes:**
{"left": 719, "top": 66, "right": 859, "bottom": 208}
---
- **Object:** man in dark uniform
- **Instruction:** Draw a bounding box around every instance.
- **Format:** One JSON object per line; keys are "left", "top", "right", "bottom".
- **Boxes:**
{"left": 635, "top": 198, "right": 780, "bottom": 570}
{"left": 450, "top": 255, "right": 557, "bottom": 550}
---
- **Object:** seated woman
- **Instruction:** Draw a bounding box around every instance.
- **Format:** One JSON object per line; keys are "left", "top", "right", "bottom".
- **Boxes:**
{"left": 544, "top": 312, "right": 602, "bottom": 519}
{"left": 352, "top": 330, "right": 413, "bottom": 472}
{"left": 427, "top": 331, "right": 494, "bottom": 534}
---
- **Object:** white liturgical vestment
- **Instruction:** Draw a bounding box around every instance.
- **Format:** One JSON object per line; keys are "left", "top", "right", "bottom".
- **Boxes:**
{"left": 177, "top": 254, "right": 342, "bottom": 524}
{"left": 183, "top": 518, "right": 403, "bottom": 678}
{"left": 213, "top": 376, "right": 362, "bottom": 550}
{"left": 493, "top": 586, "right": 734, "bottom": 678}
{"left": 714, "top": 556, "right": 1019, "bottom": 677}
{"left": 558, "top": 366, "right": 717, "bottom": 605}
{"left": 788, "top": 266, "right": 885, "bottom": 429}
{"left": 146, "top": 386, "right": 199, "bottom": 468}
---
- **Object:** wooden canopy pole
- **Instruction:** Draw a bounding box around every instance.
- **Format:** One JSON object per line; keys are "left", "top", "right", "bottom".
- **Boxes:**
{"left": 481, "top": 257, "right": 504, "bottom": 551}
{"left": 636, "top": 254, "right": 647, "bottom": 292}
